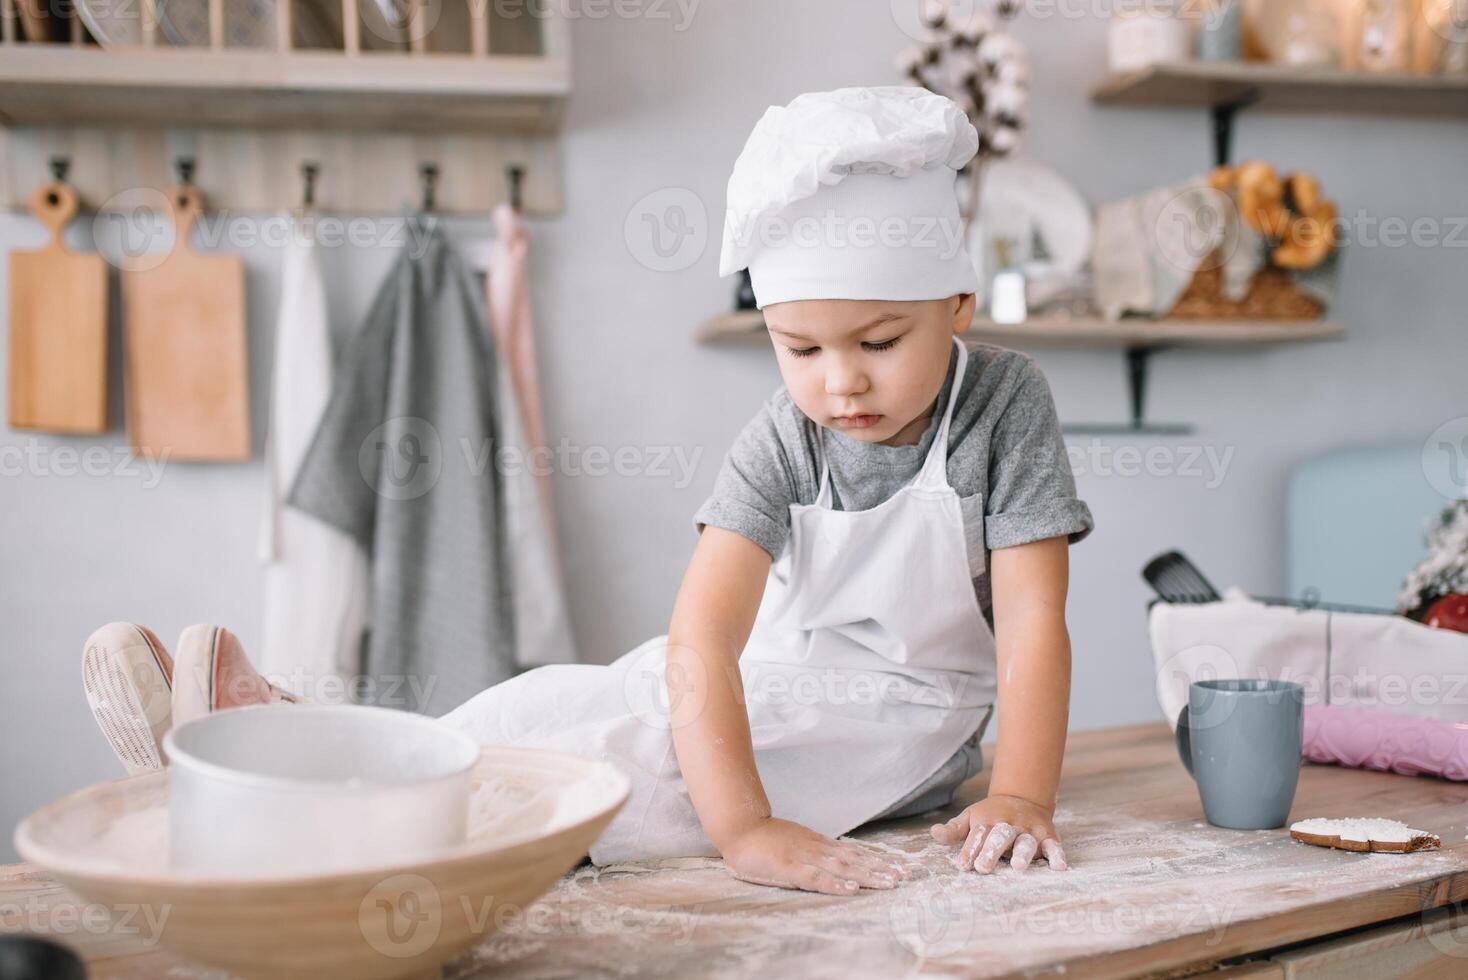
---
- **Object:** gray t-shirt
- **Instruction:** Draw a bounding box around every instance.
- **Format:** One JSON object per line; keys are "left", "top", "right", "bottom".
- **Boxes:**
{"left": 693, "top": 341, "right": 1094, "bottom": 627}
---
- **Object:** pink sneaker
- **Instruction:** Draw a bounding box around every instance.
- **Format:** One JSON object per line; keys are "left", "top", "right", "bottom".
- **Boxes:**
{"left": 171, "top": 625, "right": 303, "bottom": 729}
{"left": 81, "top": 623, "right": 176, "bottom": 775}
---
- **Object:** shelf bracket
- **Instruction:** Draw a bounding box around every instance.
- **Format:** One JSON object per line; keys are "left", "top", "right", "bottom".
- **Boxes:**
{"left": 1061, "top": 345, "right": 1193, "bottom": 437}
{"left": 1211, "top": 90, "right": 1261, "bottom": 167}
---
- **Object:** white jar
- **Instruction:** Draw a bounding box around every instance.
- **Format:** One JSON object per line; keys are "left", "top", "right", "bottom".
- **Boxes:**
{"left": 1109, "top": 5, "right": 1191, "bottom": 72}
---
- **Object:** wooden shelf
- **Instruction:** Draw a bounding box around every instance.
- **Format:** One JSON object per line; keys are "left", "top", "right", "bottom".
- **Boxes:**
{"left": 698, "top": 310, "right": 1346, "bottom": 351}
{"left": 0, "top": 4, "right": 571, "bottom": 212}
{"left": 1091, "top": 60, "right": 1468, "bottom": 117}
{"left": 699, "top": 310, "right": 1344, "bottom": 434}
{"left": 0, "top": 47, "right": 569, "bottom": 133}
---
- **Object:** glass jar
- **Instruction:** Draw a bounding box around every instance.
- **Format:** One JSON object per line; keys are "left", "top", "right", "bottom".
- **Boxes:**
{"left": 1357, "top": 0, "right": 1414, "bottom": 71}
{"left": 1281, "top": 1, "right": 1342, "bottom": 66}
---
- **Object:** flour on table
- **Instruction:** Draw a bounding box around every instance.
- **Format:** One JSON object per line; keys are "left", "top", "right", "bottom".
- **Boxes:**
{"left": 456, "top": 805, "right": 1464, "bottom": 980}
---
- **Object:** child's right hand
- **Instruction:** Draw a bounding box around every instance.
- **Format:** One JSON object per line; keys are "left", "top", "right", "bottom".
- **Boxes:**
{"left": 718, "top": 816, "right": 910, "bottom": 895}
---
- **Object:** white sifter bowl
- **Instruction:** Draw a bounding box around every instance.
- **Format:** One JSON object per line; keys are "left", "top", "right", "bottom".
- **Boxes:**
{"left": 163, "top": 703, "right": 480, "bottom": 875}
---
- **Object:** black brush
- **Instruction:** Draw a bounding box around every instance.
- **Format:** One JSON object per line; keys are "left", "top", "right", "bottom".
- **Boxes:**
{"left": 1142, "top": 550, "right": 1397, "bottom": 615}
{"left": 1142, "top": 550, "right": 1222, "bottom": 604}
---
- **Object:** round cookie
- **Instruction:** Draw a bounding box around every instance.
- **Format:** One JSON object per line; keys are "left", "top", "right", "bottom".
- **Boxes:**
{"left": 1290, "top": 817, "right": 1441, "bottom": 854}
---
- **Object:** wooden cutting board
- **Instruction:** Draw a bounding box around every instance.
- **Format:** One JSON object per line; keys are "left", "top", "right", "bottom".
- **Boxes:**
{"left": 121, "top": 185, "right": 250, "bottom": 461}
{"left": 7, "top": 181, "right": 109, "bottom": 434}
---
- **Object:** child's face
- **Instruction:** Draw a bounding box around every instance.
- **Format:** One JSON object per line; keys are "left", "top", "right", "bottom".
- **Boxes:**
{"left": 764, "top": 294, "right": 976, "bottom": 447}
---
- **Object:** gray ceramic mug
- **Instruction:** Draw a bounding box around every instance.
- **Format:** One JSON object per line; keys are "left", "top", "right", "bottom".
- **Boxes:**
{"left": 1174, "top": 679, "right": 1304, "bottom": 830}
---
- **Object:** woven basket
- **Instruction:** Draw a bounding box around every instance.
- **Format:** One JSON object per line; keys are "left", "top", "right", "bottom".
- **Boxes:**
{"left": 1167, "top": 250, "right": 1324, "bottom": 320}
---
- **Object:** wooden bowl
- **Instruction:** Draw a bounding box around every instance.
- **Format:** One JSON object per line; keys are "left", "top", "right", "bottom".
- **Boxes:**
{"left": 14, "top": 746, "right": 628, "bottom": 979}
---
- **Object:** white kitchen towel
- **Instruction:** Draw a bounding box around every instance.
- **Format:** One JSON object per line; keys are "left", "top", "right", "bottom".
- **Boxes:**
{"left": 258, "top": 224, "right": 370, "bottom": 698}
{"left": 1150, "top": 588, "right": 1468, "bottom": 729}
{"left": 486, "top": 203, "right": 577, "bottom": 668}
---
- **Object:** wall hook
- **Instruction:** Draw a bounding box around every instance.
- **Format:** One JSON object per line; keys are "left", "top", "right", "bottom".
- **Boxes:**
{"left": 419, "top": 162, "right": 438, "bottom": 212}
{"left": 506, "top": 164, "right": 525, "bottom": 212}
{"left": 43, "top": 156, "right": 72, "bottom": 208}
{"left": 301, "top": 161, "right": 320, "bottom": 208}
{"left": 171, "top": 157, "right": 200, "bottom": 213}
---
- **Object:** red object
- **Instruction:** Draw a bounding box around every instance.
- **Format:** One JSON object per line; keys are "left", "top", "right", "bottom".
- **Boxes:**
{"left": 1423, "top": 593, "right": 1468, "bottom": 634}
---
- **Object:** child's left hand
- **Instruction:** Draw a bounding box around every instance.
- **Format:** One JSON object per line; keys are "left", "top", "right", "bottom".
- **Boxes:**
{"left": 929, "top": 794, "right": 1068, "bottom": 873}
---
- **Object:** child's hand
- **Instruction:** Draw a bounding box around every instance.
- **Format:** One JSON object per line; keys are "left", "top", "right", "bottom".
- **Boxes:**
{"left": 929, "top": 794, "right": 1068, "bottom": 873}
{"left": 719, "top": 816, "right": 911, "bottom": 895}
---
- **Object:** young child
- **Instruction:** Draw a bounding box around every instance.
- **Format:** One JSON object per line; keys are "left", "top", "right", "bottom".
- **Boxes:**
{"left": 445, "top": 86, "right": 1092, "bottom": 890}
{"left": 83, "top": 86, "right": 1092, "bottom": 897}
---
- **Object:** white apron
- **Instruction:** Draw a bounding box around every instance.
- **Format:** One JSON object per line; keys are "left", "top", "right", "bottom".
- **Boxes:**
{"left": 439, "top": 336, "right": 998, "bottom": 865}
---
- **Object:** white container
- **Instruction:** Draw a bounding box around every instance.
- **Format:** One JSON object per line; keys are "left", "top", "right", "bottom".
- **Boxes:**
{"left": 163, "top": 703, "right": 481, "bottom": 875}
{"left": 990, "top": 269, "right": 1029, "bottom": 324}
{"left": 1108, "top": 7, "right": 1191, "bottom": 72}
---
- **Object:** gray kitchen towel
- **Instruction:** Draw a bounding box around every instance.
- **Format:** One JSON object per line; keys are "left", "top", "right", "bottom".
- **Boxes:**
{"left": 288, "top": 217, "right": 515, "bottom": 715}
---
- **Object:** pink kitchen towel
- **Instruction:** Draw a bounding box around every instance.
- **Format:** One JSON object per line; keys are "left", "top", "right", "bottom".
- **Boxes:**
{"left": 487, "top": 200, "right": 557, "bottom": 548}
{"left": 1304, "top": 703, "right": 1468, "bottom": 781}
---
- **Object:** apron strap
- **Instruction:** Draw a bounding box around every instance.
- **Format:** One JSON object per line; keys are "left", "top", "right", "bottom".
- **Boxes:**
{"left": 915, "top": 336, "right": 969, "bottom": 490}
{"left": 813, "top": 424, "right": 833, "bottom": 507}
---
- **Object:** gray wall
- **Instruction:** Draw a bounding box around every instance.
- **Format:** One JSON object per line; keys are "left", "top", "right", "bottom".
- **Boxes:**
{"left": 3, "top": 2, "right": 1464, "bottom": 862}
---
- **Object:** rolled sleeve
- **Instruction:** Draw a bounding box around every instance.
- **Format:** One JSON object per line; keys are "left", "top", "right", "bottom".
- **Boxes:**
{"left": 693, "top": 496, "right": 787, "bottom": 561}
{"left": 985, "top": 358, "right": 1094, "bottom": 549}
{"left": 986, "top": 497, "right": 1095, "bottom": 549}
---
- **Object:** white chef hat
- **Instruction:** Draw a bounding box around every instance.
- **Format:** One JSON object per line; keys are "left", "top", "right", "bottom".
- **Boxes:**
{"left": 718, "top": 86, "right": 980, "bottom": 310}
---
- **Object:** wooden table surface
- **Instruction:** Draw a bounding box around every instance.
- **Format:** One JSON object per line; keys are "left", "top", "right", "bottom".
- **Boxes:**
{"left": 6, "top": 722, "right": 1468, "bottom": 979}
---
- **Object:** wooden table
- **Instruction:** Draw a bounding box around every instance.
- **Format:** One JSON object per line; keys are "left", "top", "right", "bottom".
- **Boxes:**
{"left": 7, "top": 722, "right": 1468, "bottom": 979}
